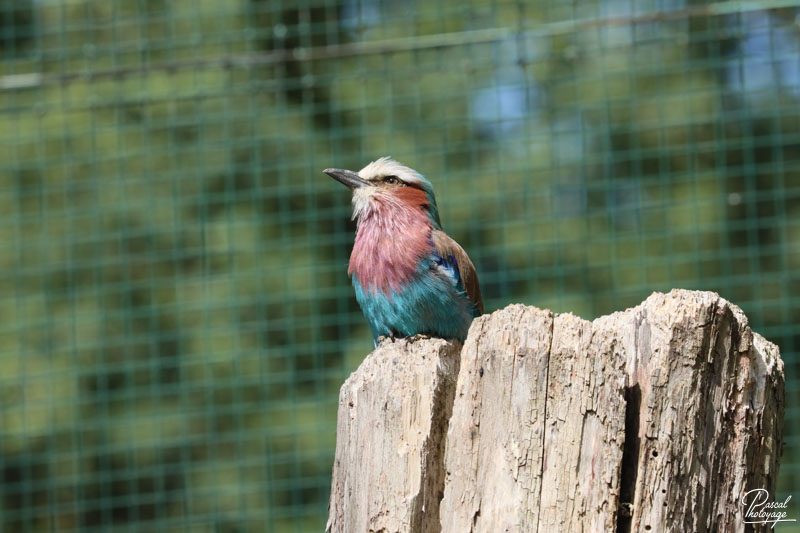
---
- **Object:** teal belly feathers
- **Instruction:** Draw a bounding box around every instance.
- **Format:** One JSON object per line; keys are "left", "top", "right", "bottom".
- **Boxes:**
{"left": 352, "top": 257, "right": 479, "bottom": 344}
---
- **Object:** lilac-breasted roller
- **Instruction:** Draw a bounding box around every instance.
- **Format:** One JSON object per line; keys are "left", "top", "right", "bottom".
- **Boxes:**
{"left": 324, "top": 157, "right": 483, "bottom": 344}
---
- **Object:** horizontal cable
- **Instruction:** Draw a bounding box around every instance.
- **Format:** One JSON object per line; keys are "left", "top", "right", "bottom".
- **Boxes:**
{"left": 2, "top": 0, "right": 798, "bottom": 91}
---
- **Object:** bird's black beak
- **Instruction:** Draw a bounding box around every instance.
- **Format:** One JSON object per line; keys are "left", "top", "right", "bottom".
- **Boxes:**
{"left": 323, "top": 168, "right": 369, "bottom": 189}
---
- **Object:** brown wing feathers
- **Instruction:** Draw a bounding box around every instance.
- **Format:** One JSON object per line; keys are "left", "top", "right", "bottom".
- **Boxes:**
{"left": 432, "top": 230, "right": 484, "bottom": 315}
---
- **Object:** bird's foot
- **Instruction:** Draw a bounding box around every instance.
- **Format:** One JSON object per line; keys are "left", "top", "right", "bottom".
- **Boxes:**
{"left": 376, "top": 333, "right": 436, "bottom": 346}
{"left": 375, "top": 335, "right": 398, "bottom": 347}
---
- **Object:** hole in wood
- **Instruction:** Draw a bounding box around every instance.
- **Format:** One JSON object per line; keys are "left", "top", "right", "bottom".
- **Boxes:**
{"left": 616, "top": 384, "right": 642, "bottom": 533}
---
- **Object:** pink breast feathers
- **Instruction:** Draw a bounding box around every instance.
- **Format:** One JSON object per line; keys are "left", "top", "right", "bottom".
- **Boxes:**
{"left": 348, "top": 187, "right": 433, "bottom": 293}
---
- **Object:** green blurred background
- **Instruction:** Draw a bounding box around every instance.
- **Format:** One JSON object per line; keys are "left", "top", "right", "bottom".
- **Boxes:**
{"left": 0, "top": 0, "right": 798, "bottom": 531}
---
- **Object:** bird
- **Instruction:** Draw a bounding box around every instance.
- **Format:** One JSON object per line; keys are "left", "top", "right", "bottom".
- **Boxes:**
{"left": 324, "top": 157, "right": 483, "bottom": 345}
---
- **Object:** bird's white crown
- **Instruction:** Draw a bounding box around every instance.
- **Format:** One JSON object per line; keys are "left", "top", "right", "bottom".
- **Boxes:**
{"left": 358, "top": 157, "right": 431, "bottom": 189}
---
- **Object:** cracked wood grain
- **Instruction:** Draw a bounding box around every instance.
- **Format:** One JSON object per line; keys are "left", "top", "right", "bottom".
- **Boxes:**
{"left": 440, "top": 307, "right": 628, "bottom": 533}
{"left": 326, "top": 336, "right": 460, "bottom": 533}
{"left": 327, "top": 290, "right": 784, "bottom": 533}
{"left": 439, "top": 305, "right": 554, "bottom": 532}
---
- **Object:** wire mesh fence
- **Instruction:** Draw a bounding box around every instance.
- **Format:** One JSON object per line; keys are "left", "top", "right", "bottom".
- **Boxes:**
{"left": 0, "top": 0, "right": 798, "bottom": 531}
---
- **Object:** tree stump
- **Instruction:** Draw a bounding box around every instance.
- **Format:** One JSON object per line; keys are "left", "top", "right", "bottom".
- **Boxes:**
{"left": 327, "top": 290, "right": 785, "bottom": 533}
{"left": 326, "top": 337, "right": 461, "bottom": 533}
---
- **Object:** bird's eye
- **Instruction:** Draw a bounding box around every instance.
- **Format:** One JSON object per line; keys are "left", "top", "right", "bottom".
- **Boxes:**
{"left": 383, "top": 176, "right": 399, "bottom": 184}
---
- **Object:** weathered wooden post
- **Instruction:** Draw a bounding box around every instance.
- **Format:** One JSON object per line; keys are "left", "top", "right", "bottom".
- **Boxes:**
{"left": 326, "top": 337, "right": 461, "bottom": 533}
{"left": 327, "top": 290, "right": 785, "bottom": 533}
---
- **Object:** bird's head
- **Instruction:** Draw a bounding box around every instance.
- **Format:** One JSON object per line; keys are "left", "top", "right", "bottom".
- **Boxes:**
{"left": 324, "top": 157, "right": 441, "bottom": 228}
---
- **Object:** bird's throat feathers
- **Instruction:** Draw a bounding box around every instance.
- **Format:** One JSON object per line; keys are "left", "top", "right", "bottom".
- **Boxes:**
{"left": 349, "top": 187, "right": 433, "bottom": 293}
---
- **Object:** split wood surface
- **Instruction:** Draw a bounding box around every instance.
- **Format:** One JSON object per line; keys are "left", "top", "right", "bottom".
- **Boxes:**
{"left": 326, "top": 290, "right": 785, "bottom": 533}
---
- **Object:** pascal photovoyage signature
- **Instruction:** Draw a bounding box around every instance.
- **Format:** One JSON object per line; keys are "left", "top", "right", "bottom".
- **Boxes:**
{"left": 742, "top": 488, "right": 796, "bottom": 528}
